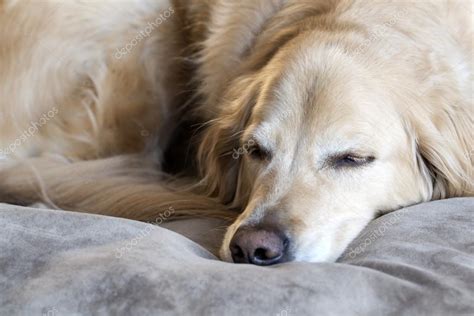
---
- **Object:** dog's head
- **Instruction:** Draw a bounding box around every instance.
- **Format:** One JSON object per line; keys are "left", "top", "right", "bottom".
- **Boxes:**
{"left": 198, "top": 21, "right": 472, "bottom": 265}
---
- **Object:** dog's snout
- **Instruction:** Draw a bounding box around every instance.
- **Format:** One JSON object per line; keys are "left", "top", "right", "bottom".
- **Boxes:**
{"left": 229, "top": 227, "right": 289, "bottom": 266}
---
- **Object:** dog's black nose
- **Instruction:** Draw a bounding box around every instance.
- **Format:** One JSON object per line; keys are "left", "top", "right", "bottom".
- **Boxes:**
{"left": 229, "top": 227, "right": 289, "bottom": 265}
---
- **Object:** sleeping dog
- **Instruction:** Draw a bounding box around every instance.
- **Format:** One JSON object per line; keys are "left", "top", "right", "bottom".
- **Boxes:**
{"left": 0, "top": 0, "right": 472, "bottom": 264}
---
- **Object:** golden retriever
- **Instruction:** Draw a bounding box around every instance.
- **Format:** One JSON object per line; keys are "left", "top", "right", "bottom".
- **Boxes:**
{"left": 0, "top": 0, "right": 472, "bottom": 264}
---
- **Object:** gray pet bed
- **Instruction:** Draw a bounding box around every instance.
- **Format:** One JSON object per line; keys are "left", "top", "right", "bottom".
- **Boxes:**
{"left": 1, "top": 198, "right": 473, "bottom": 315}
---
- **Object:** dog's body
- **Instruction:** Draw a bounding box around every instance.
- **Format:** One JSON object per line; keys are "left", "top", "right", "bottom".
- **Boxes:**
{"left": 0, "top": 0, "right": 472, "bottom": 263}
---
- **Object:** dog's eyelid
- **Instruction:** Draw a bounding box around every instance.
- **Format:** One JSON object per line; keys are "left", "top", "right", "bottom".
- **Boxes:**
{"left": 328, "top": 151, "right": 376, "bottom": 168}
{"left": 244, "top": 138, "right": 272, "bottom": 161}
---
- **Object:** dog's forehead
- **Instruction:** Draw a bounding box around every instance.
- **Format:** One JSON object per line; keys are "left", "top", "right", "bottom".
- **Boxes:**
{"left": 254, "top": 73, "right": 389, "bottom": 145}
{"left": 250, "top": 37, "right": 402, "bottom": 148}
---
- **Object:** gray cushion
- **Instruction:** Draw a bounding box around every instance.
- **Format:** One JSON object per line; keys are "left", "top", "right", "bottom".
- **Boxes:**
{"left": 0, "top": 198, "right": 473, "bottom": 315}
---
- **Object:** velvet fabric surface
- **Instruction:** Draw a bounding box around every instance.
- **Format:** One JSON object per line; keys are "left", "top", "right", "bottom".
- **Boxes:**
{"left": 1, "top": 198, "right": 473, "bottom": 315}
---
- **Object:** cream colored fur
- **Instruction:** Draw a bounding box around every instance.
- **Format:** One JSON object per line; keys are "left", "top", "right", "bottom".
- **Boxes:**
{"left": 0, "top": 0, "right": 472, "bottom": 262}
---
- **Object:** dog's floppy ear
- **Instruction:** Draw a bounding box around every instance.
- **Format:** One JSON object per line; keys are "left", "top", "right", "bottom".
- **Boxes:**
{"left": 197, "top": 75, "right": 260, "bottom": 206}
{"left": 413, "top": 103, "right": 473, "bottom": 199}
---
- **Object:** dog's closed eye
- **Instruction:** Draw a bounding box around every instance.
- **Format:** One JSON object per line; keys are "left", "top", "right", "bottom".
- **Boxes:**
{"left": 247, "top": 141, "right": 272, "bottom": 161}
{"left": 329, "top": 153, "right": 375, "bottom": 169}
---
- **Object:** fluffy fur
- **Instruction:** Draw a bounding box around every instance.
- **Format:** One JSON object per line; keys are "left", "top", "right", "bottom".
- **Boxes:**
{"left": 0, "top": 0, "right": 472, "bottom": 262}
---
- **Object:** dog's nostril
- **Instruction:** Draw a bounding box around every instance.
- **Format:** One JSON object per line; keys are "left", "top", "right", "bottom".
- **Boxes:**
{"left": 254, "top": 247, "right": 279, "bottom": 261}
{"left": 254, "top": 248, "right": 267, "bottom": 261}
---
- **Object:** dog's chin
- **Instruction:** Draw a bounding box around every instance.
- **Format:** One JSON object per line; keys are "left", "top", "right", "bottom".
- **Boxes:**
{"left": 290, "top": 245, "right": 346, "bottom": 263}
